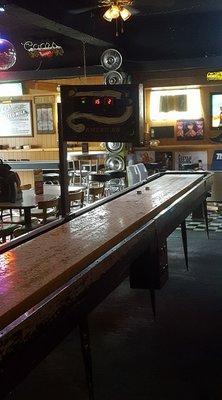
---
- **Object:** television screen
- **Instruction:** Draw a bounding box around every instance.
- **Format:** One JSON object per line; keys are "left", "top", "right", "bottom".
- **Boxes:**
{"left": 211, "top": 93, "right": 222, "bottom": 129}
{"left": 60, "top": 84, "right": 144, "bottom": 143}
{"left": 151, "top": 126, "right": 174, "bottom": 139}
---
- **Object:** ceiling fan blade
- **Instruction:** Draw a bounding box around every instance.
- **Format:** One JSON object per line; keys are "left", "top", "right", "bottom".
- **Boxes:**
{"left": 125, "top": 5, "right": 140, "bottom": 15}
{"left": 68, "top": 5, "right": 99, "bottom": 15}
{"left": 135, "top": 0, "right": 175, "bottom": 7}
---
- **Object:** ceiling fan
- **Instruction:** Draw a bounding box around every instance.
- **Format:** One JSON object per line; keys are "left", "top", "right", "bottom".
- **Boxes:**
{"left": 68, "top": 0, "right": 138, "bottom": 36}
{"left": 69, "top": 0, "right": 136, "bottom": 20}
{"left": 68, "top": 0, "right": 202, "bottom": 18}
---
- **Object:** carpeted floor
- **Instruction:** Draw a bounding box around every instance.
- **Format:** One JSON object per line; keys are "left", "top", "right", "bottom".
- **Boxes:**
{"left": 4, "top": 230, "right": 222, "bottom": 400}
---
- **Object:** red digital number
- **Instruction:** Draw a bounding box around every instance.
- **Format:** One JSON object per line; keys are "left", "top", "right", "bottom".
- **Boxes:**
{"left": 94, "top": 98, "right": 101, "bottom": 105}
{"left": 104, "top": 97, "right": 113, "bottom": 106}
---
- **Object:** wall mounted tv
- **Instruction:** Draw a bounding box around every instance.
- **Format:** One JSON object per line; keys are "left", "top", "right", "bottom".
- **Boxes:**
{"left": 60, "top": 84, "right": 144, "bottom": 143}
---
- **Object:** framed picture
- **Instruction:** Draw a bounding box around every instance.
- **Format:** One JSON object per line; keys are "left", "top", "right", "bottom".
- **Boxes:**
{"left": 0, "top": 100, "right": 33, "bottom": 137}
{"left": 176, "top": 118, "right": 204, "bottom": 140}
{"left": 210, "top": 93, "right": 222, "bottom": 129}
{"left": 36, "top": 103, "right": 55, "bottom": 134}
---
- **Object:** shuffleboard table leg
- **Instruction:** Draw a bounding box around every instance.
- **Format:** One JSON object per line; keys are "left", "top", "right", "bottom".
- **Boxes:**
{"left": 181, "top": 220, "right": 189, "bottom": 271}
{"left": 79, "top": 317, "right": 95, "bottom": 400}
{"left": 202, "top": 200, "right": 209, "bottom": 239}
{"left": 149, "top": 289, "right": 156, "bottom": 320}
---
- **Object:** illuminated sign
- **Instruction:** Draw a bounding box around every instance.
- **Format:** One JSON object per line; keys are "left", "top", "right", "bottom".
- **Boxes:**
{"left": 207, "top": 71, "right": 222, "bottom": 81}
{"left": 23, "top": 41, "right": 64, "bottom": 58}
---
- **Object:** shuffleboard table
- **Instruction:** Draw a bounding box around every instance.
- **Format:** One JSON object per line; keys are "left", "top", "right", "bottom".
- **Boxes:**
{"left": 0, "top": 172, "right": 213, "bottom": 399}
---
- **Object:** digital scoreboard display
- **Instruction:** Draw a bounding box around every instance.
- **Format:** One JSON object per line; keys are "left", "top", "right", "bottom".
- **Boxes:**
{"left": 60, "top": 84, "right": 144, "bottom": 143}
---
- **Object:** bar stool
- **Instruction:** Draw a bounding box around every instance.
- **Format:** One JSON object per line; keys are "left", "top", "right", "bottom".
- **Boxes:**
{"left": 88, "top": 173, "right": 112, "bottom": 199}
{"left": 71, "top": 157, "right": 99, "bottom": 185}
{"left": 43, "top": 173, "right": 60, "bottom": 185}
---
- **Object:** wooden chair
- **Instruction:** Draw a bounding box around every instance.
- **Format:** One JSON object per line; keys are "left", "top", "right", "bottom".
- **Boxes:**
{"left": 13, "top": 222, "right": 41, "bottom": 238}
{"left": 4, "top": 184, "right": 33, "bottom": 222}
{"left": 88, "top": 186, "right": 104, "bottom": 202}
{"left": 31, "top": 198, "right": 59, "bottom": 225}
{"left": 0, "top": 185, "right": 32, "bottom": 221}
{"left": 20, "top": 184, "right": 32, "bottom": 190}
{"left": 1, "top": 183, "right": 38, "bottom": 225}
{"left": 0, "top": 223, "right": 20, "bottom": 243}
{"left": 68, "top": 191, "right": 84, "bottom": 209}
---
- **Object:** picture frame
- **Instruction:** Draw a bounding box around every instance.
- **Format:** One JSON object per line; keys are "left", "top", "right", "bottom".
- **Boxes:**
{"left": 176, "top": 118, "right": 204, "bottom": 140}
{"left": 210, "top": 93, "right": 222, "bottom": 129}
{"left": 0, "top": 100, "right": 33, "bottom": 137}
{"left": 36, "top": 103, "right": 55, "bottom": 134}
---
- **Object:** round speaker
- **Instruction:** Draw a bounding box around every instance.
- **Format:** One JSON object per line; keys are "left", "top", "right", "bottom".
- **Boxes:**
{"left": 101, "top": 48, "right": 122, "bottom": 71}
{"left": 104, "top": 71, "right": 123, "bottom": 85}
{"left": 105, "top": 142, "right": 124, "bottom": 153}
{"left": 105, "top": 155, "right": 125, "bottom": 171}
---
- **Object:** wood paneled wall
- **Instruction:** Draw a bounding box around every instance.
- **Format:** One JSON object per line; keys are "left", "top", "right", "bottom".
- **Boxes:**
{"left": 0, "top": 75, "right": 104, "bottom": 158}
{"left": 0, "top": 94, "right": 58, "bottom": 152}
{"left": 0, "top": 75, "right": 104, "bottom": 185}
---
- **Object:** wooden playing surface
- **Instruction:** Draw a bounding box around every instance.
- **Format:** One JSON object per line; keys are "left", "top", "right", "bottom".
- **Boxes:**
{"left": 0, "top": 174, "right": 203, "bottom": 329}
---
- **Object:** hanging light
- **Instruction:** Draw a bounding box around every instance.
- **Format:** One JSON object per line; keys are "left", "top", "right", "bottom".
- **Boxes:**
{"left": 120, "top": 7, "right": 131, "bottom": 21}
{"left": 103, "top": 5, "right": 120, "bottom": 21}
{"left": 103, "top": 4, "right": 131, "bottom": 22}
{"left": 0, "top": 39, "right": 16, "bottom": 70}
{"left": 103, "top": 7, "right": 114, "bottom": 21}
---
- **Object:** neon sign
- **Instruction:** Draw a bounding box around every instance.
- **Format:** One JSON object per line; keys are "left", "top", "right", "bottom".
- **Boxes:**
{"left": 22, "top": 41, "right": 64, "bottom": 59}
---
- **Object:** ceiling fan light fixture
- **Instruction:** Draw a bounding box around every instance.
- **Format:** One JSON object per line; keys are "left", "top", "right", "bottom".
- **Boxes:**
{"left": 120, "top": 7, "right": 131, "bottom": 21}
{"left": 103, "top": 8, "right": 113, "bottom": 21}
{"left": 103, "top": 5, "right": 120, "bottom": 21}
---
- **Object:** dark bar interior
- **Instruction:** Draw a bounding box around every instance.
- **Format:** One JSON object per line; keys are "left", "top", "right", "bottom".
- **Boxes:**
{"left": 0, "top": 1, "right": 222, "bottom": 399}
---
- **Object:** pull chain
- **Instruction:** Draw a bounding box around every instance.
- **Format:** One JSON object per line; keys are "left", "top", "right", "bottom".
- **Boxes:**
{"left": 115, "top": 18, "right": 119, "bottom": 37}
{"left": 82, "top": 41, "right": 87, "bottom": 83}
{"left": 121, "top": 18, "right": 124, "bottom": 34}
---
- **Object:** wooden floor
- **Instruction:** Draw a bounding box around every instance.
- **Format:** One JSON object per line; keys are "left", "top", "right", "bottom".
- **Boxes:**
{"left": 0, "top": 174, "right": 202, "bottom": 330}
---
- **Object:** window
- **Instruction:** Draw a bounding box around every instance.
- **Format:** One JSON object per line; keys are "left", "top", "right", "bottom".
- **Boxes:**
{"left": 150, "top": 88, "right": 202, "bottom": 121}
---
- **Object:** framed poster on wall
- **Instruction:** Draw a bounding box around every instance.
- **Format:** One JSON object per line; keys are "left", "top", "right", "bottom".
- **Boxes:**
{"left": 176, "top": 119, "right": 204, "bottom": 140}
{"left": 0, "top": 101, "right": 33, "bottom": 137}
{"left": 210, "top": 93, "right": 222, "bottom": 129}
{"left": 36, "top": 103, "right": 55, "bottom": 134}
{"left": 175, "top": 151, "right": 208, "bottom": 170}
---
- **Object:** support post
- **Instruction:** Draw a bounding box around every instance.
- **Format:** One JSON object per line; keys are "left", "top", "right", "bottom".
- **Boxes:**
{"left": 202, "top": 199, "right": 209, "bottom": 239}
{"left": 181, "top": 220, "right": 189, "bottom": 271}
{"left": 58, "top": 104, "right": 69, "bottom": 218}
{"left": 79, "top": 317, "right": 94, "bottom": 400}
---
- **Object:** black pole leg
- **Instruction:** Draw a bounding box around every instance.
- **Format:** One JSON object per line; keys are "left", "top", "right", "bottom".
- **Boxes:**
{"left": 149, "top": 289, "right": 156, "bottom": 320}
{"left": 181, "top": 220, "right": 189, "bottom": 271}
{"left": 202, "top": 200, "right": 209, "bottom": 239}
{"left": 79, "top": 317, "right": 95, "bottom": 400}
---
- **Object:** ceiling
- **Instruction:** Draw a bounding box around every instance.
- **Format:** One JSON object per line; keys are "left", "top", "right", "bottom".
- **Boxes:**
{"left": 1, "top": 0, "right": 222, "bottom": 79}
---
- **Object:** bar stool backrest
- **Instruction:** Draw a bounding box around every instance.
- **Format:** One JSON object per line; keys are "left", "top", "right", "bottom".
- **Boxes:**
{"left": 68, "top": 191, "right": 84, "bottom": 208}
{"left": 126, "top": 165, "right": 140, "bottom": 186}
{"left": 88, "top": 186, "right": 104, "bottom": 202}
{"left": 135, "top": 163, "right": 148, "bottom": 181}
{"left": 37, "top": 198, "right": 59, "bottom": 224}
